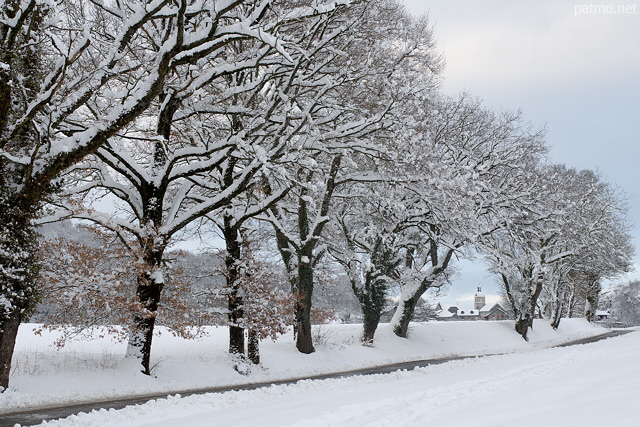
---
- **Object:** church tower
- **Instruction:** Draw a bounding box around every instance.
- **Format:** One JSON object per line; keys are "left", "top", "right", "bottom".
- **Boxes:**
{"left": 474, "top": 287, "right": 485, "bottom": 310}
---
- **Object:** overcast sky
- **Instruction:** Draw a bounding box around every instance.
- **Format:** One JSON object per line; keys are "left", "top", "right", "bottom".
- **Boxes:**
{"left": 402, "top": 0, "right": 640, "bottom": 306}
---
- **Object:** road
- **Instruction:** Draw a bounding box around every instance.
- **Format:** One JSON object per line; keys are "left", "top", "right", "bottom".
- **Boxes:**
{"left": 0, "top": 329, "right": 631, "bottom": 427}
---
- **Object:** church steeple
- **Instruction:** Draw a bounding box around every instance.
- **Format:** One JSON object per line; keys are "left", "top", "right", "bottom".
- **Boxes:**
{"left": 474, "top": 287, "right": 486, "bottom": 310}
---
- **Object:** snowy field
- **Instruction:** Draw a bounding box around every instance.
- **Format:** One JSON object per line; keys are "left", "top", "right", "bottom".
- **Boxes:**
{"left": 45, "top": 326, "right": 639, "bottom": 427}
{"left": 1, "top": 319, "right": 631, "bottom": 425}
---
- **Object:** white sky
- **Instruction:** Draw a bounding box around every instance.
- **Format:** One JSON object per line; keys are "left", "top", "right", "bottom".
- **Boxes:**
{"left": 403, "top": 0, "right": 640, "bottom": 304}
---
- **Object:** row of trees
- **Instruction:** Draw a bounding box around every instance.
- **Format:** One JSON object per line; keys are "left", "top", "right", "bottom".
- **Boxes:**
{"left": 600, "top": 281, "right": 640, "bottom": 326}
{"left": 0, "top": 0, "right": 633, "bottom": 391}
{"left": 482, "top": 164, "right": 634, "bottom": 337}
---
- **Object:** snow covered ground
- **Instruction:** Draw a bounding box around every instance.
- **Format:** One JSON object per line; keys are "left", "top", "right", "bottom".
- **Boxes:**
{"left": 1, "top": 319, "right": 631, "bottom": 426}
{"left": 45, "top": 325, "right": 639, "bottom": 427}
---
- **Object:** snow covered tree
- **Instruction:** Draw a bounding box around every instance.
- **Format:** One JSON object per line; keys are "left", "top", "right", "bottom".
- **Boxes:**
{"left": 264, "top": 0, "right": 442, "bottom": 353}
{"left": 34, "top": 222, "right": 224, "bottom": 347}
{"left": 52, "top": 0, "right": 406, "bottom": 371}
{"left": 329, "top": 187, "right": 406, "bottom": 344}
{"left": 215, "top": 171, "right": 291, "bottom": 358}
{"left": 58, "top": 66, "right": 292, "bottom": 373}
{"left": 541, "top": 262, "right": 576, "bottom": 328}
{"left": 0, "top": 0, "right": 313, "bottom": 388}
{"left": 224, "top": 232, "right": 294, "bottom": 367}
{"left": 36, "top": 225, "right": 139, "bottom": 337}
{"left": 553, "top": 171, "right": 632, "bottom": 326}
{"left": 383, "top": 95, "right": 546, "bottom": 338}
{"left": 483, "top": 165, "right": 633, "bottom": 338}
{"left": 600, "top": 281, "right": 640, "bottom": 326}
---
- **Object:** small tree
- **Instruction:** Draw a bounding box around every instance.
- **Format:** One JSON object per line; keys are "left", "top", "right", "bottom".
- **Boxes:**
{"left": 36, "top": 224, "right": 218, "bottom": 347}
{"left": 222, "top": 232, "right": 295, "bottom": 368}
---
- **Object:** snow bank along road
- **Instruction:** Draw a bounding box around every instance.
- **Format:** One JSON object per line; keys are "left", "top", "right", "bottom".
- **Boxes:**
{"left": 0, "top": 331, "right": 629, "bottom": 426}
{"left": 30, "top": 329, "right": 640, "bottom": 427}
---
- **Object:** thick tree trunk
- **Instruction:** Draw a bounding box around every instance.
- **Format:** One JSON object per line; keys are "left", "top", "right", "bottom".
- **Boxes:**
{"left": 223, "top": 218, "right": 245, "bottom": 356}
{"left": 229, "top": 324, "right": 245, "bottom": 356}
{"left": 248, "top": 330, "right": 260, "bottom": 364}
{"left": 516, "top": 280, "right": 543, "bottom": 341}
{"left": 392, "top": 295, "right": 420, "bottom": 338}
{"left": 0, "top": 311, "right": 21, "bottom": 391}
{"left": 0, "top": 196, "right": 40, "bottom": 391}
{"left": 295, "top": 258, "right": 314, "bottom": 354}
{"left": 127, "top": 272, "right": 163, "bottom": 375}
{"left": 585, "top": 296, "right": 597, "bottom": 323}
{"left": 362, "top": 312, "right": 381, "bottom": 345}
{"left": 358, "top": 284, "right": 385, "bottom": 345}
{"left": 551, "top": 313, "right": 562, "bottom": 329}
{"left": 290, "top": 156, "right": 341, "bottom": 354}
{"left": 515, "top": 314, "right": 532, "bottom": 340}
{"left": 567, "top": 291, "right": 577, "bottom": 318}
{"left": 584, "top": 277, "right": 601, "bottom": 323}
{"left": 126, "top": 245, "right": 164, "bottom": 375}
{"left": 551, "top": 286, "right": 566, "bottom": 329}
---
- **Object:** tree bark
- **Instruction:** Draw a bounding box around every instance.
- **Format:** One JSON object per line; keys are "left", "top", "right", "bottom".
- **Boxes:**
{"left": 584, "top": 276, "right": 601, "bottom": 323}
{"left": 295, "top": 256, "right": 315, "bottom": 354}
{"left": 127, "top": 270, "right": 163, "bottom": 375}
{"left": 515, "top": 313, "right": 532, "bottom": 339}
{"left": 551, "top": 312, "right": 562, "bottom": 329}
{"left": 357, "top": 279, "right": 386, "bottom": 345}
{"left": 516, "top": 279, "right": 543, "bottom": 341}
{"left": 228, "top": 325, "right": 245, "bottom": 356}
{"left": 0, "top": 311, "right": 21, "bottom": 391}
{"left": 126, "top": 243, "right": 164, "bottom": 375}
{"left": 585, "top": 296, "right": 597, "bottom": 322}
{"left": 0, "top": 195, "right": 40, "bottom": 391}
{"left": 223, "top": 217, "right": 245, "bottom": 356}
{"left": 362, "top": 310, "right": 381, "bottom": 346}
{"left": 550, "top": 284, "right": 566, "bottom": 329}
{"left": 393, "top": 295, "right": 419, "bottom": 338}
{"left": 248, "top": 329, "right": 260, "bottom": 364}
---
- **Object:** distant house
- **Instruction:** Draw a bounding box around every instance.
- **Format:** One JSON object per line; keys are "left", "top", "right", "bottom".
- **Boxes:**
{"left": 457, "top": 308, "right": 481, "bottom": 320}
{"left": 480, "top": 303, "right": 509, "bottom": 321}
{"left": 435, "top": 288, "right": 509, "bottom": 321}
{"left": 595, "top": 310, "right": 611, "bottom": 321}
{"left": 435, "top": 304, "right": 460, "bottom": 320}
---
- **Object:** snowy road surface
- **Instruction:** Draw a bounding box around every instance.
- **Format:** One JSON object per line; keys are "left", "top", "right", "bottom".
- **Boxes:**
{"left": 37, "top": 329, "right": 640, "bottom": 427}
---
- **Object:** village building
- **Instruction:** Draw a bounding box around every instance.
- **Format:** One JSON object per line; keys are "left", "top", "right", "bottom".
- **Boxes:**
{"left": 435, "top": 287, "right": 509, "bottom": 321}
